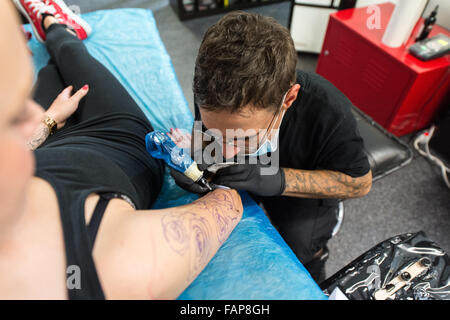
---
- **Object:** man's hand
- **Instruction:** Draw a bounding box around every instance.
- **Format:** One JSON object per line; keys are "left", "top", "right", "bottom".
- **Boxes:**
{"left": 46, "top": 85, "right": 89, "bottom": 129}
{"left": 167, "top": 128, "right": 216, "bottom": 195}
{"left": 212, "top": 164, "right": 286, "bottom": 197}
{"left": 170, "top": 164, "right": 214, "bottom": 195}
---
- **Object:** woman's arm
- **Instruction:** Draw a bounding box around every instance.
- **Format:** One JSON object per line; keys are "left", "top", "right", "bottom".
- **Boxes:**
{"left": 27, "top": 85, "right": 88, "bottom": 150}
{"left": 93, "top": 188, "right": 243, "bottom": 300}
{"left": 27, "top": 121, "right": 52, "bottom": 150}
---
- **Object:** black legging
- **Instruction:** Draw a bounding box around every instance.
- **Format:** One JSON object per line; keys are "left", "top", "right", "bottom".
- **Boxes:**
{"left": 33, "top": 23, "right": 164, "bottom": 209}
{"left": 33, "top": 23, "right": 147, "bottom": 123}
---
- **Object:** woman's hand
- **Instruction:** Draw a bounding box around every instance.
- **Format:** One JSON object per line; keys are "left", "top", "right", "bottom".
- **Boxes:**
{"left": 167, "top": 128, "right": 192, "bottom": 149}
{"left": 46, "top": 85, "right": 89, "bottom": 129}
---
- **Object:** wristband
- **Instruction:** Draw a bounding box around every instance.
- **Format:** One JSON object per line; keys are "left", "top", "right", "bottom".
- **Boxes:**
{"left": 43, "top": 115, "right": 57, "bottom": 135}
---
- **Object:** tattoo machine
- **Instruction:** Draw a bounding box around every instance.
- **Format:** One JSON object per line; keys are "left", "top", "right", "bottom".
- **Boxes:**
{"left": 145, "top": 131, "right": 214, "bottom": 191}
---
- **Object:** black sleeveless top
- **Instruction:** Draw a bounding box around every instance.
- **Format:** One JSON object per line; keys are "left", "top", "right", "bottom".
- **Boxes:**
{"left": 34, "top": 114, "right": 164, "bottom": 299}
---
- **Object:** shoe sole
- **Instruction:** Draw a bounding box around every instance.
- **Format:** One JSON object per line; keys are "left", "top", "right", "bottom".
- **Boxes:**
{"left": 51, "top": 0, "right": 92, "bottom": 38}
{"left": 13, "top": 0, "right": 45, "bottom": 43}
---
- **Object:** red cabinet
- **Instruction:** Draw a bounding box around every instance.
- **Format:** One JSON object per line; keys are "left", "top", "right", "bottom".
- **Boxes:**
{"left": 316, "top": 3, "right": 450, "bottom": 136}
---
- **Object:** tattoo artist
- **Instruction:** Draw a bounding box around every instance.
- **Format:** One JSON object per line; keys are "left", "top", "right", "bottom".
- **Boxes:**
{"left": 171, "top": 11, "right": 373, "bottom": 283}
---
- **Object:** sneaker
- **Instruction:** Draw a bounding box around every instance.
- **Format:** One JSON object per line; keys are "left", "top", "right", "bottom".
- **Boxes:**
{"left": 13, "top": 0, "right": 91, "bottom": 43}
{"left": 43, "top": 0, "right": 91, "bottom": 40}
{"left": 13, "top": 0, "right": 56, "bottom": 43}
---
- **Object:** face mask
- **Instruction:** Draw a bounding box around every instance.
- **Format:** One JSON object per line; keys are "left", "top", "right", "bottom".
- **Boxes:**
{"left": 246, "top": 130, "right": 280, "bottom": 157}
{"left": 245, "top": 92, "right": 288, "bottom": 157}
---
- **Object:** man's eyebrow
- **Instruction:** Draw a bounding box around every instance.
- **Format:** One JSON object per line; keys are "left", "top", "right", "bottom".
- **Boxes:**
{"left": 236, "top": 112, "right": 252, "bottom": 119}
{"left": 203, "top": 123, "right": 259, "bottom": 141}
{"left": 201, "top": 117, "right": 260, "bottom": 141}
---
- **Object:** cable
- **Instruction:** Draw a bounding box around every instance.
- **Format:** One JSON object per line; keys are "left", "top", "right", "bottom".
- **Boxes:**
{"left": 413, "top": 126, "right": 450, "bottom": 190}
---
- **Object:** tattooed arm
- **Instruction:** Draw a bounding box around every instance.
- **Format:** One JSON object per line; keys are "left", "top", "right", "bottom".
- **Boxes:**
{"left": 27, "top": 86, "right": 89, "bottom": 150}
{"left": 27, "top": 122, "right": 51, "bottom": 150}
{"left": 282, "top": 168, "right": 372, "bottom": 199}
{"left": 93, "top": 188, "right": 243, "bottom": 300}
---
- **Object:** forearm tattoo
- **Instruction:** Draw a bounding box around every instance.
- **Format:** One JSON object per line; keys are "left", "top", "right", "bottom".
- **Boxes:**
{"left": 27, "top": 123, "right": 50, "bottom": 151}
{"left": 161, "top": 190, "right": 241, "bottom": 281}
{"left": 283, "top": 168, "right": 372, "bottom": 198}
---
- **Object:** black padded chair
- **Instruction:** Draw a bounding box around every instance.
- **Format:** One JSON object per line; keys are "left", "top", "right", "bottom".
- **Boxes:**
{"left": 352, "top": 106, "right": 413, "bottom": 182}
{"left": 332, "top": 106, "right": 413, "bottom": 236}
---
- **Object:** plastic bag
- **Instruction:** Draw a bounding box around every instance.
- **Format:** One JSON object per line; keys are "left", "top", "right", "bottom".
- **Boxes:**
{"left": 322, "top": 231, "right": 450, "bottom": 300}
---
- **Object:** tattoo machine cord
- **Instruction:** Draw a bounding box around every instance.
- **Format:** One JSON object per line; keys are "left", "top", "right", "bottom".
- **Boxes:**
{"left": 413, "top": 126, "right": 450, "bottom": 190}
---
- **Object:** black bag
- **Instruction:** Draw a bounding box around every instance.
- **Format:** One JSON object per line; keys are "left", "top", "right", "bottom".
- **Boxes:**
{"left": 321, "top": 231, "right": 450, "bottom": 300}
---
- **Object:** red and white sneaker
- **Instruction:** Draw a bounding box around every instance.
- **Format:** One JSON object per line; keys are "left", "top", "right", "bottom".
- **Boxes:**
{"left": 13, "top": 0, "right": 91, "bottom": 43}
{"left": 13, "top": 0, "right": 55, "bottom": 43}
{"left": 43, "top": 0, "right": 92, "bottom": 41}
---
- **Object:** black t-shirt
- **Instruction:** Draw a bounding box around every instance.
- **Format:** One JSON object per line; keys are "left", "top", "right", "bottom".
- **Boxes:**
{"left": 195, "top": 71, "right": 370, "bottom": 178}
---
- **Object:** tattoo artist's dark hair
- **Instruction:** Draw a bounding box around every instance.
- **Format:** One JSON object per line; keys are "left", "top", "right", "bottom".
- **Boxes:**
{"left": 193, "top": 11, "right": 297, "bottom": 113}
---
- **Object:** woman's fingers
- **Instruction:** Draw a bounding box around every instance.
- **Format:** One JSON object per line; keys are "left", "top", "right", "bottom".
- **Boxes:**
{"left": 174, "top": 128, "right": 191, "bottom": 143}
{"left": 71, "top": 84, "right": 89, "bottom": 103}
{"left": 168, "top": 128, "right": 192, "bottom": 149}
{"left": 56, "top": 85, "right": 73, "bottom": 99}
{"left": 45, "top": 84, "right": 89, "bottom": 129}
{"left": 170, "top": 127, "right": 179, "bottom": 140}
{"left": 57, "top": 85, "right": 88, "bottom": 102}
{"left": 176, "top": 128, "right": 191, "bottom": 141}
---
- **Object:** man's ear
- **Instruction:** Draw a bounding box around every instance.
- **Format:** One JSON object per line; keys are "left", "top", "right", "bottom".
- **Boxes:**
{"left": 283, "top": 84, "right": 301, "bottom": 110}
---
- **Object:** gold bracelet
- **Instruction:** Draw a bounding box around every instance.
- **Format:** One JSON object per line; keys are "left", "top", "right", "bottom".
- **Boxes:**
{"left": 43, "top": 116, "right": 57, "bottom": 135}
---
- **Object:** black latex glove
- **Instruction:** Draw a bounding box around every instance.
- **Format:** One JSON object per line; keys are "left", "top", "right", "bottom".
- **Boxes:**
{"left": 170, "top": 163, "right": 215, "bottom": 195}
{"left": 213, "top": 164, "right": 286, "bottom": 197}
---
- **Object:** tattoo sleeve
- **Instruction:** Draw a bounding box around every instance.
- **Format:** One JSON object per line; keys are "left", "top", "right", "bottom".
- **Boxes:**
{"left": 27, "top": 123, "right": 50, "bottom": 151}
{"left": 282, "top": 168, "right": 372, "bottom": 199}
{"left": 159, "top": 189, "right": 242, "bottom": 282}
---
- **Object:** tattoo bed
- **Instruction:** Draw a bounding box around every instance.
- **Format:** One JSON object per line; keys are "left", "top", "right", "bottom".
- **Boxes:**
{"left": 26, "top": 9, "right": 326, "bottom": 300}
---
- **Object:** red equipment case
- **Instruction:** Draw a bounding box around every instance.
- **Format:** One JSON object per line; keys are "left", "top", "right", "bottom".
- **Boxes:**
{"left": 316, "top": 3, "right": 450, "bottom": 136}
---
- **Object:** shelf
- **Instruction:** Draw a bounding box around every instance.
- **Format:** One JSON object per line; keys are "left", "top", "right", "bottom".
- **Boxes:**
{"left": 170, "top": 0, "right": 289, "bottom": 21}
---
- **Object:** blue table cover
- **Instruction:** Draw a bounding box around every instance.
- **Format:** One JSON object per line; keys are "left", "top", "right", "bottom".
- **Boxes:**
{"left": 26, "top": 8, "right": 326, "bottom": 300}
